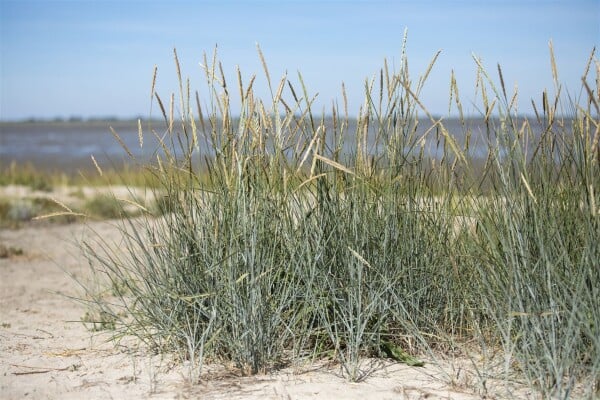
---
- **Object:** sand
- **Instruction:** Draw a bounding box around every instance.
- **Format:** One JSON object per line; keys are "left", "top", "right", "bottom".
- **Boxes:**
{"left": 0, "top": 179, "right": 540, "bottom": 400}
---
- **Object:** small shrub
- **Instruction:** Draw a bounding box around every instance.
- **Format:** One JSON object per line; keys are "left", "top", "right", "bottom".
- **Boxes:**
{"left": 83, "top": 194, "right": 125, "bottom": 219}
{"left": 0, "top": 243, "right": 23, "bottom": 258}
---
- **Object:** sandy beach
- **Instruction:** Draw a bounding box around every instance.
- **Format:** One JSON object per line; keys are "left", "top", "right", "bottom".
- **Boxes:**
{"left": 0, "top": 214, "right": 504, "bottom": 400}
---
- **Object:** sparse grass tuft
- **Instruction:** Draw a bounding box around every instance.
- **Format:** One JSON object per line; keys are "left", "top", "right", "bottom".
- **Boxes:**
{"left": 83, "top": 194, "right": 127, "bottom": 219}
{"left": 0, "top": 161, "right": 161, "bottom": 190}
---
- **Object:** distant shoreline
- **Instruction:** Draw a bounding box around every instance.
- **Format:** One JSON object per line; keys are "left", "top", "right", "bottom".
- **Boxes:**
{"left": 0, "top": 114, "right": 556, "bottom": 126}
{"left": 0, "top": 119, "right": 156, "bottom": 128}
{"left": 0, "top": 115, "right": 575, "bottom": 174}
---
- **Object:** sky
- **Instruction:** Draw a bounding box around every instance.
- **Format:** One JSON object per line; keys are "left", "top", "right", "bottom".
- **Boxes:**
{"left": 0, "top": 0, "right": 598, "bottom": 121}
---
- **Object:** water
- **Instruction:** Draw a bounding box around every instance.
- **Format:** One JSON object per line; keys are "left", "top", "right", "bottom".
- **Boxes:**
{"left": 0, "top": 121, "right": 163, "bottom": 171}
{"left": 0, "top": 118, "right": 546, "bottom": 172}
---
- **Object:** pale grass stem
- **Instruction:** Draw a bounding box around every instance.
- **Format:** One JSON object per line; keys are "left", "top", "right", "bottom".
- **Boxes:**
{"left": 75, "top": 41, "right": 599, "bottom": 396}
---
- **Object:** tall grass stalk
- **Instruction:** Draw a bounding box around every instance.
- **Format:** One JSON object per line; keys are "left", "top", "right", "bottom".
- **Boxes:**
{"left": 80, "top": 41, "right": 599, "bottom": 397}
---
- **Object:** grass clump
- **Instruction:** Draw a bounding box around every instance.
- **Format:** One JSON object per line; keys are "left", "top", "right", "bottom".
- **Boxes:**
{"left": 83, "top": 194, "right": 128, "bottom": 219}
{"left": 80, "top": 38, "right": 599, "bottom": 397}
{"left": 0, "top": 197, "right": 74, "bottom": 228}
{"left": 0, "top": 194, "right": 124, "bottom": 227}
{"left": 0, "top": 243, "right": 23, "bottom": 258}
{"left": 0, "top": 161, "right": 161, "bottom": 190}
{"left": 0, "top": 162, "right": 58, "bottom": 191}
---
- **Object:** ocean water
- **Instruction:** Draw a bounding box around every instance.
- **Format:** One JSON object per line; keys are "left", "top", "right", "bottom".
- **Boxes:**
{"left": 0, "top": 118, "right": 544, "bottom": 172}
{"left": 0, "top": 121, "right": 164, "bottom": 171}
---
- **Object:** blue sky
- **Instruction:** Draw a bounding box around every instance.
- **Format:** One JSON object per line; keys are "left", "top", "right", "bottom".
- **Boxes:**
{"left": 1, "top": 0, "right": 598, "bottom": 120}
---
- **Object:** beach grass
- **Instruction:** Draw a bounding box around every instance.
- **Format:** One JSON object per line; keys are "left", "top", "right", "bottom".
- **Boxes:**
{"left": 0, "top": 159, "right": 165, "bottom": 227}
{"left": 76, "top": 39, "right": 599, "bottom": 397}
{"left": 0, "top": 160, "right": 161, "bottom": 190}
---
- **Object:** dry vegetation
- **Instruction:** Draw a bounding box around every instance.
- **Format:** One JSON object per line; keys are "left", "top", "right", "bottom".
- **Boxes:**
{"left": 5, "top": 37, "right": 599, "bottom": 398}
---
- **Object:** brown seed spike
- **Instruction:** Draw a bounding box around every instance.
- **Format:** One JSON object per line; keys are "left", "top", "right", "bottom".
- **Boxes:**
{"left": 155, "top": 93, "right": 168, "bottom": 126}
{"left": 256, "top": 43, "right": 272, "bottom": 94}
{"left": 497, "top": 64, "right": 507, "bottom": 101}
{"left": 288, "top": 81, "right": 299, "bottom": 103}
{"left": 137, "top": 119, "right": 143, "bottom": 148}
{"left": 91, "top": 155, "right": 103, "bottom": 176}
{"left": 173, "top": 48, "right": 185, "bottom": 118}
{"left": 169, "top": 93, "right": 174, "bottom": 134}
{"left": 542, "top": 91, "right": 547, "bottom": 116}
{"left": 342, "top": 82, "right": 348, "bottom": 119}
{"left": 245, "top": 75, "right": 256, "bottom": 100}
{"left": 582, "top": 46, "right": 595, "bottom": 81}
{"left": 150, "top": 65, "right": 157, "bottom": 100}
{"left": 109, "top": 126, "right": 134, "bottom": 159}
{"left": 379, "top": 69, "right": 383, "bottom": 110}
{"left": 549, "top": 40, "right": 559, "bottom": 85}
{"left": 237, "top": 66, "right": 244, "bottom": 102}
